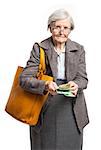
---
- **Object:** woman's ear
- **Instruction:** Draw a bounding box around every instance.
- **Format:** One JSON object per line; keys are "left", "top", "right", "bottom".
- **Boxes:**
{"left": 49, "top": 27, "right": 52, "bottom": 33}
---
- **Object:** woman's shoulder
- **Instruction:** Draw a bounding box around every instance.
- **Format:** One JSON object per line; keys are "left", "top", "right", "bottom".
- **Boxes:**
{"left": 68, "top": 39, "right": 85, "bottom": 53}
{"left": 31, "top": 37, "right": 52, "bottom": 55}
{"left": 70, "top": 39, "right": 84, "bottom": 48}
{"left": 40, "top": 37, "right": 51, "bottom": 43}
{"left": 39, "top": 37, "right": 52, "bottom": 49}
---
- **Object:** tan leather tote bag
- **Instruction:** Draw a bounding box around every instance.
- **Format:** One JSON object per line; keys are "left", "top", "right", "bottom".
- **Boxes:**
{"left": 5, "top": 47, "right": 53, "bottom": 125}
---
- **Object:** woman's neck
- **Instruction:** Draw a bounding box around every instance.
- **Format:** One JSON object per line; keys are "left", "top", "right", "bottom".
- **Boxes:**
{"left": 54, "top": 42, "right": 65, "bottom": 52}
{"left": 54, "top": 43, "right": 65, "bottom": 54}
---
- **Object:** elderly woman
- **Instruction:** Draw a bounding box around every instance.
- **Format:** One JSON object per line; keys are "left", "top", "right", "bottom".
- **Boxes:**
{"left": 19, "top": 9, "right": 89, "bottom": 150}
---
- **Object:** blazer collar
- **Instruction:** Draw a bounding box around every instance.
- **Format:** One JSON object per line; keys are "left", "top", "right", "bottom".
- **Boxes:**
{"left": 65, "top": 39, "right": 78, "bottom": 52}
{"left": 39, "top": 37, "right": 79, "bottom": 52}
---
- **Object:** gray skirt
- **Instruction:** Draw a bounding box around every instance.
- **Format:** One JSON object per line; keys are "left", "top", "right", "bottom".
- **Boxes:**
{"left": 30, "top": 80, "right": 83, "bottom": 150}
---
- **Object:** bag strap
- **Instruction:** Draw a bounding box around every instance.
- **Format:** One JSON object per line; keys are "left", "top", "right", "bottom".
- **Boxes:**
{"left": 40, "top": 47, "right": 46, "bottom": 72}
{"left": 37, "top": 47, "right": 46, "bottom": 78}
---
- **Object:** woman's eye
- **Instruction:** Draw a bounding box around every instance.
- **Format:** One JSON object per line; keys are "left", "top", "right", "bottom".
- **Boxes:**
{"left": 56, "top": 26, "right": 60, "bottom": 29}
{"left": 64, "top": 27, "right": 68, "bottom": 29}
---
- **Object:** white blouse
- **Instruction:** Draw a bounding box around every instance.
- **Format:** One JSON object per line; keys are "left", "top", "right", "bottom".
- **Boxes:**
{"left": 54, "top": 47, "right": 66, "bottom": 80}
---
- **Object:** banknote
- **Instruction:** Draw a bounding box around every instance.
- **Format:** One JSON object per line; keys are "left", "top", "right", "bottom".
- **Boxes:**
{"left": 56, "top": 83, "right": 75, "bottom": 97}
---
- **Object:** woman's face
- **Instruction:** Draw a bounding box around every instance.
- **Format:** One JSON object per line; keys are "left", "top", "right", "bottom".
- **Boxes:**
{"left": 50, "top": 19, "right": 71, "bottom": 45}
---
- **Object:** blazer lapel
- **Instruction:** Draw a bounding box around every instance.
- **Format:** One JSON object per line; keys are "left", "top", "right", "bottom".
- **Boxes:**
{"left": 39, "top": 37, "right": 58, "bottom": 80}
{"left": 45, "top": 43, "right": 58, "bottom": 80}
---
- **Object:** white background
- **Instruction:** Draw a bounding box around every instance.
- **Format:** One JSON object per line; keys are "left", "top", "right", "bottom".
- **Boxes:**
{"left": 0, "top": 0, "right": 101, "bottom": 149}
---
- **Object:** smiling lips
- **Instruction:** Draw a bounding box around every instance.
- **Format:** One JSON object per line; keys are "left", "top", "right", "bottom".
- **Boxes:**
{"left": 57, "top": 35, "right": 66, "bottom": 38}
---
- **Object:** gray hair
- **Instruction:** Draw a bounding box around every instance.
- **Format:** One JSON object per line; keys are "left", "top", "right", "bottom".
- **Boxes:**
{"left": 48, "top": 9, "right": 74, "bottom": 30}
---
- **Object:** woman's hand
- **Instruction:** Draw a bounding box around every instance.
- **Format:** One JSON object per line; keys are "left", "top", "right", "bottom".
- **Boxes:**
{"left": 45, "top": 81, "right": 58, "bottom": 95}
{"left": 67, "top": 81, "right": 78, "bottom": 96}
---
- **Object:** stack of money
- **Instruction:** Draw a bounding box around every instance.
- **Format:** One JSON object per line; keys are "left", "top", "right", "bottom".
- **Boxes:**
{"left": 56, "top": 83, "right": 75, "bottom": 97}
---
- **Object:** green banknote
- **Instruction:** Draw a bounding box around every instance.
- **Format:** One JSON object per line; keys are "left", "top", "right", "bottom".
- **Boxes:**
{"left": 56, "top": 83, "right": 75, "bottom": 97}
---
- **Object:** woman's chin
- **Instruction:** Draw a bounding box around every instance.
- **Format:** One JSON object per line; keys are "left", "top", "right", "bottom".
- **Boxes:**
{"left": 55, "top": 37, "right": 67, "bottom": 43}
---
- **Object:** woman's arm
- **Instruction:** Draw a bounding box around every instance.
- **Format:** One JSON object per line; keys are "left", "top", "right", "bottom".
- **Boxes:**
{"left": 19, "top": 43, "right": 46, "bottom": 95}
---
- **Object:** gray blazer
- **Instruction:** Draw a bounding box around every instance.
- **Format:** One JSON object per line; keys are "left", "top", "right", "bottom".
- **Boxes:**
{"left": 19, "top": 37, "right": 89, "bottom": 133}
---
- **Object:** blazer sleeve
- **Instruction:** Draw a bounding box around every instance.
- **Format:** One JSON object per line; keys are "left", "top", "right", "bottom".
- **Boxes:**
{"left": 73, "top": 46, "right": 88, "bottom": 91}
{"left": 19, "top": 43, "right": 46, "bottom": 95}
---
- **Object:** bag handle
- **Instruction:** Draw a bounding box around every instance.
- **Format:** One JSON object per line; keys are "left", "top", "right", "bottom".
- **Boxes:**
{"left": 37, "top": 47, "right": 46, "bottom": 79}
{"left": 40, "top": 47, "right": 46, "bottom": 72}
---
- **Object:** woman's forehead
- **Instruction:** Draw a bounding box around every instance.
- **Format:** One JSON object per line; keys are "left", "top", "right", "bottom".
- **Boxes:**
{"left": 54, "top": 19, "right": 71, "bottom": 26}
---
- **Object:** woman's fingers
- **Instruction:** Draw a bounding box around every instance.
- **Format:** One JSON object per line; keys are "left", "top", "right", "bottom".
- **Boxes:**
{"left": 67, "top": 81, "right": 78, "bottom": 96}
{"left": 45, "top": 81, "right": 58, "bottom": 91}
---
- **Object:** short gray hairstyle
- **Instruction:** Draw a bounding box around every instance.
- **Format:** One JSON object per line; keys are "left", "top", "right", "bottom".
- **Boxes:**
{"left": 48, "top": 9, "right": 74, "bottom": 30}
